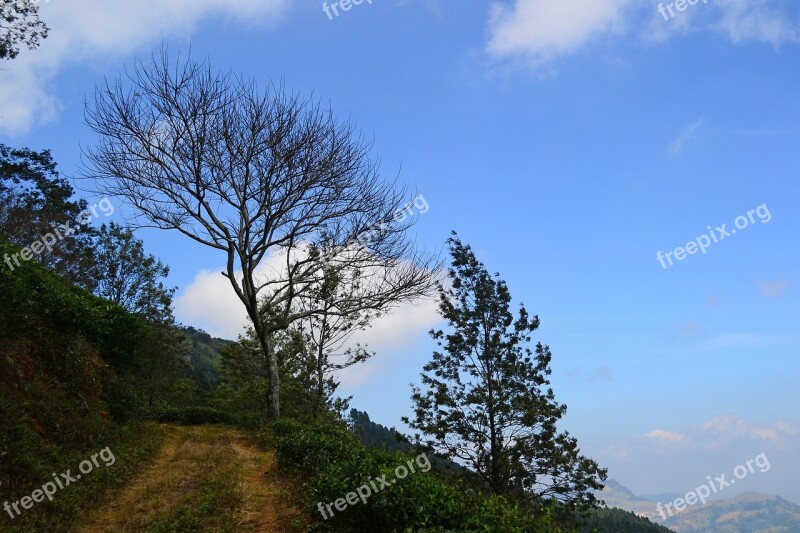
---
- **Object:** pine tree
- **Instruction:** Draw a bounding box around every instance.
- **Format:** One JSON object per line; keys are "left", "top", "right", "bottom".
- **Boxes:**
{"left": 404, "top": 233, "right": 606, "bottom": 511}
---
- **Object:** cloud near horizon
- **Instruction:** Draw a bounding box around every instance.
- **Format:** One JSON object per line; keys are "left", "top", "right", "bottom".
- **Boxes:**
{"left": 589, "top": 414, "right": 800, "bottom": 502}
{"left": 641, "top": 415, "right": 799, "bottom": 446}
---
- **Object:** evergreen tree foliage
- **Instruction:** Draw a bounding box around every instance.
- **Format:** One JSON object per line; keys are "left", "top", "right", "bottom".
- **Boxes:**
{"left": 405, "top": 233, "right": 607, "bottom": 511}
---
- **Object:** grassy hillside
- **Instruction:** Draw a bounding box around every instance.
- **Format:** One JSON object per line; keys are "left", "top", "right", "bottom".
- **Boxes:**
{"left": 0, "top": 239, "right": 167, "bottom": 531}
{"left": 180, "top": 325, "right": 230, "bottom": 391}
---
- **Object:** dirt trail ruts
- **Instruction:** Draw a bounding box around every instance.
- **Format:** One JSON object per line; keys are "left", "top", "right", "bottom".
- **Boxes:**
{"left": 78, "top": 424, "right": 305, "bottom": 532}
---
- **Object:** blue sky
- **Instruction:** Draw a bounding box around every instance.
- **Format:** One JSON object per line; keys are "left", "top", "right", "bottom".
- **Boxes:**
{"left": 3, "top": 0, "right": 798, "bottom": 504}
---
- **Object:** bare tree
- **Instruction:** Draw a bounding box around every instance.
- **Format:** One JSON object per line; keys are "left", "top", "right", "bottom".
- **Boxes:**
{"left": 83, "top": 51, "right": 438, "bottom": 418}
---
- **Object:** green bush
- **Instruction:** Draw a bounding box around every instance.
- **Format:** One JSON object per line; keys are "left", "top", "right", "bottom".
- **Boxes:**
{"left": 145, "top": 405, "right": 262, "bottom": 428}
{"left": 269, "top": 419, "right": 570, "bottom": 532}
{"left": 0, "top": 238, "right": 168, "bottom": 531}
{"left": 147, "top": 406, "right": 236, "bottom": 425}
{"left": 270, "top": 418, "right": 365, "bottom": 473}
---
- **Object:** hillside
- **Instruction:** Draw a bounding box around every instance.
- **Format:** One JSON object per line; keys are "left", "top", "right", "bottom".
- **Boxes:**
{"left": 180, "top": 326, "right": 231, "bottom": 390}
{"left": 349, "top": 412, "right": 674, "bottom": 532}
{"left": 0, "top": 238, "right": 171, "bottom": 530}
{"left": 599, "top": 479, "right": 673, "bottom": 522}
{"left": 601, "top": 480, "right": 800, "bottom": 533}
{"left": 662, "top": 492, "right": 800, "bottom": 533}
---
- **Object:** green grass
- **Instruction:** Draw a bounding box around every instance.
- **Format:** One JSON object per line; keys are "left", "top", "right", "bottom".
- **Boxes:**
{"left": 1, "top": 422, "right": 166, "bottom": 533}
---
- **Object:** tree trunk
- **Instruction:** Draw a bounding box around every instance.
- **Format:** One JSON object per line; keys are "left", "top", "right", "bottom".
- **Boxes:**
{"left": 247, "top": 302, "right": 281, "bottom": 419}
{"left": 313, "top": 342, "right": 325, "bottom": 418}
{"left": 265, "top": 338, "right": 281, "bottom": 419}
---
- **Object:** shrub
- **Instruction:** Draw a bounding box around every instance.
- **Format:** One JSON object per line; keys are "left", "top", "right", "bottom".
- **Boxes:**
{"left": 147, "top": 406, "right": 236, "bottom": 425}
{"left": 268, "top": 418, "right": 571, "bottom": 532}
{"left": 270, "top": 418, "right": 364, "bottom": 474}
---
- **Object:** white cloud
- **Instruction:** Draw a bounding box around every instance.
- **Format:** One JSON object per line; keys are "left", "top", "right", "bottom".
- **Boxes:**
{"left": 173, "top": 254, "right": 442, "bottom": 388}
{"left": 486, "top": 0, "right": 800, "bottom": 66}
{"left": 336, "top": 296, "right": 441, "bottom": 388}
{"left": 715, "top": 0, "right": 800, "bottom": 46}
{"left": 487, "top": 0, "right": 632, "bottom": 61}
{"left": 173, "top": 268, "right": 251, "bottom": 340}
{"left": 175, "top": 263, "right": 439, "bottom": 342}
{"left": 0, "top": 0, "right": 289, "bottom": 136}
{"left": 642, "top": 415, "right": 799, "bottom": 446}
{"left": 348, "top": 296, "right": 440, "bottom": 352}
{"left": 641, "top": 429, "right": 687, "bottom": 442}
{"left": 693, "top": 414, "right": 798, "bottom": 442}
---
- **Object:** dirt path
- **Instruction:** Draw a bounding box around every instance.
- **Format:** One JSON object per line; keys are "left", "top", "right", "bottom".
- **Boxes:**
{"left": 78, "top": 424, "right": 306, "bottom": 532}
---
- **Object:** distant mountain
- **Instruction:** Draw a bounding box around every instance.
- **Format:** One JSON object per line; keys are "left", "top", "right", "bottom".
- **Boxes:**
{"left": 662, "top": 492, "right": 800, "bottom": 533}
{"left": 599, "top": 479, "right": 668, "bottom": 522}
{"left": 640, "top": 491, "right": 684, "bottom": 504}
{"left": 601, "top": 480, "right": 800, "bottom": 533}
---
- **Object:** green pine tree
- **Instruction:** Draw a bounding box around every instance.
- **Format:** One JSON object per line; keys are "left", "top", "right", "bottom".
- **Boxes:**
{"left": 405, "top": 232, "right": 607, "bottom": 513}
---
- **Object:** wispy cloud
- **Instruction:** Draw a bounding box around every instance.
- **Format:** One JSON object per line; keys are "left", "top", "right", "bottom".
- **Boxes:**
{"left": 757, "top": 276, "right": 792, "bottom": 300}
{"left": 716, "top": 0, "right": 800, "bottom": 47}
{"left": 670, "top": 118, "right": 705, "bottom": 155}
{"left": 641, "top": 429, "right": 686, "bottom": 442}
{"left": 669, "top": 414, "right": 798, "bottom": 444}
{"left": 486, "top": 0, "right": 800, "bottom": 66}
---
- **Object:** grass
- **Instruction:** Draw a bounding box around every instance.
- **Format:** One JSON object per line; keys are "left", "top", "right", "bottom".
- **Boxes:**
{"left": 76, "top": 424, "right": 307, "bottom": 533}
{"left": 1, "top": 422, "right": 166, "bottom": 533}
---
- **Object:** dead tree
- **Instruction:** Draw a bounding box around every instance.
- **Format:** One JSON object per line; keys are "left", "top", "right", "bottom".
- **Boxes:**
{"left": 84, "top": 51, "right": 439, "bottom": 418}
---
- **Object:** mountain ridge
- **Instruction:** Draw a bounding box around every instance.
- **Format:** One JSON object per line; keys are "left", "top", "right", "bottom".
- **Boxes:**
{"left": 600, "top": 480, "right": 800, "bottom": 533}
